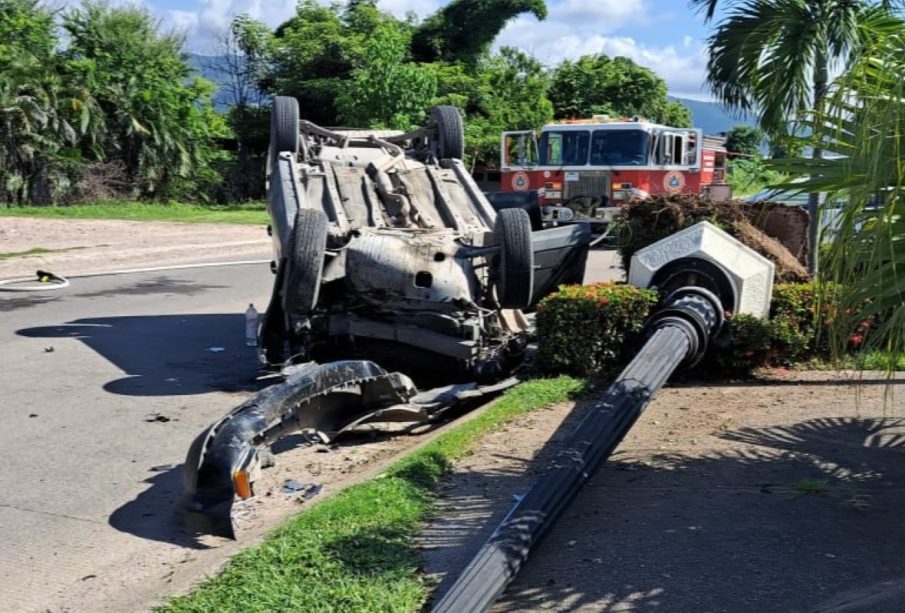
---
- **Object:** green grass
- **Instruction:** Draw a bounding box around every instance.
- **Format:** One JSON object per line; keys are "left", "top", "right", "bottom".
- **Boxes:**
{"left": 162, "top": 376, "right": 585, "bottom": 613}
{"left": 0, "top": 201, "right": 268, "bottom": 225}
{"left": 795, "top": 478, "right": 828, "bottom": 495}
{"left": 803, "top": 350, "right": 905, "bottom": 372}
{"left": 0, "top": 247, "right": 56, "bottom": 260}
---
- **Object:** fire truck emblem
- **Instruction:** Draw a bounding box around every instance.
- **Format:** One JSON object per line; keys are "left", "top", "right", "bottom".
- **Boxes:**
{"left": 511, "top": 171, "right": 530, "bottom": 191}
{"left": 663, "top": 171, "right": 686, "bottom": 193}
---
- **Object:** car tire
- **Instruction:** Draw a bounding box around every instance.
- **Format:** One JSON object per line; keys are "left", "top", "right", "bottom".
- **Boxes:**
{"left": 430, "top": 105, "right": 464, "bottom": 160}
{"left": 271, "top": 95, "right": 299, "bottom": 156}
{"left": 497, "top": 208, "right": 534, "bottom": 309}
{"left": 283, "top": 208, "right": 327, "bottom": 315}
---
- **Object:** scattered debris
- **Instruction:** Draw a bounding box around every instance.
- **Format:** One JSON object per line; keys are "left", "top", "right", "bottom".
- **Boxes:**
{"left": 28, "top": 413, "right": 38, "bottom": 418}
{"left": 281, "top": 479, "right": 323, "bottom": 502}
{"left": 44, "top": 346, "right": 54, "bottom": 353}
{"left": 144, "top": 414, "right": 172, "bottom": 423}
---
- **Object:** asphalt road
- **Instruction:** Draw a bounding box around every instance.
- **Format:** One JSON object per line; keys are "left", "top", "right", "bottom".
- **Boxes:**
{"left": 0, "top": 247, "right": 622, "bottom": 612}
{"left": 0, "top": 258, "right": 273, "bottom": 612}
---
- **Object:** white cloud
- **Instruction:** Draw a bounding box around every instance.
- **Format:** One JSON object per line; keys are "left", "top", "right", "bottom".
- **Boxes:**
{"left": 159, "top": 0, "right": 709, "bottom": 98}
{"left": 377, "top": 0, "right": 443, "bottom": 20}
{"left": 494, "top": 0, "right": 710, "bottom": 99}
{"left": 167, "top": 0, "right": 297, "bottom": 52}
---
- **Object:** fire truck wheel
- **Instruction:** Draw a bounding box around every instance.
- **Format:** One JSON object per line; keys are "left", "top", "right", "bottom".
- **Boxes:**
{"left": 430, "top": 105, "right": 464, "bottom": 160}
{"left": 283, "top": 208, "right": 327, "bottom": 315}
{"left": 496, "top": 208, "right": 534, "bottom": 309}
{"left": 271, "top": 95, "right": 300, "bottom": 156}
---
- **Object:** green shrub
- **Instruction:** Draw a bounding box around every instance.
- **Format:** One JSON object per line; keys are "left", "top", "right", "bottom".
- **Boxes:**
{"left": 535, "top": 281, "right": 658, "bottom": 378}
{"left": 712, "top": 314, "right": 774, "bottom": 375}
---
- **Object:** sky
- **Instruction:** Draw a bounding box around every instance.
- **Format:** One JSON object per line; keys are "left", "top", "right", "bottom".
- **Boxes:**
{"left": 151, "top": 0, "right": 719, "bottom": 100}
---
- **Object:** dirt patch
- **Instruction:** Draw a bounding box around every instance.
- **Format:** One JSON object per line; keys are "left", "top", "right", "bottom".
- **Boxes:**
{"left": 0, "top": 218, "right": 270, "bottom": 280}
{"left": 615, "top": 196, "right": 810, "bottom": 282}
{"left": 421, "top": 371, "right": 905, "bottom": 612}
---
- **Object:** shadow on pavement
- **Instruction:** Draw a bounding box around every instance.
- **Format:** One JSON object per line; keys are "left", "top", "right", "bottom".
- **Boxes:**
{"left": 421, "top": 403, "right": 905, "bottom": 612}
{"left": 109, "top": 464, "right": 213, "bottom": 550}
{"left": 75, "top": 276, "right": 227, "bottom": 299}
{"left": 17, "top": 314, "right": 260, "bottom": 396}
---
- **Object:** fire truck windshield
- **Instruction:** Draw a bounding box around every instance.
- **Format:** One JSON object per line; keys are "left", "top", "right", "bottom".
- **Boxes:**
{"left": 539, "top": 131, "right": 590, "bottom": 166}
{"left": 590, "top": 129, "right": 650, "bottom": 166}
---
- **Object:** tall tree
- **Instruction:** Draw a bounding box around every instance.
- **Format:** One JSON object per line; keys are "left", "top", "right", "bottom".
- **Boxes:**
{"left": 549, "top": 54, "right": 692, "bottom": 127}
{"left": 411, "top": 0, "right": 547, "bottom": 65}
{"left": 336, "top": 22, "right": 437, "bottom": 129}
{"left": 267, "top": 0, "right": 394, "bottom": 126}
{"left": 0, "top": 0, "right": 96, "bottom": 204}
{"left": 724, "top": 124, "right": 763, "bottom": 156}
{"left": 64, "top": 1, "right": 225, "bottom": 196}
{"left": 770, "top": 11, "right": 905, "bottom": 365}
{"left": 693, "top": 0, "right": 902, "bottom": 272}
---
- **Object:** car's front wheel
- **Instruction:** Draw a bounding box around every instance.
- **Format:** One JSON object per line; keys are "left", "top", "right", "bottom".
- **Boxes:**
{"left": 496, "top": 208, "right": 534, "bottom": 309}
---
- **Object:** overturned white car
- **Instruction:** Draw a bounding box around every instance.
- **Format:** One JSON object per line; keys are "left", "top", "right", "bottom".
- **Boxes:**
{"left": 181, "top": 99, "right": 590, "bottom": 536}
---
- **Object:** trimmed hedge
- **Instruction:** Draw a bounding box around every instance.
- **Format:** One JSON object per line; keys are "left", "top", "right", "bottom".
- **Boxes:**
{"left": 536, "top": 281, "right": 658, "bottom": 378}
{"left": 537, "top": 280, "right": 864, "bottom": 378}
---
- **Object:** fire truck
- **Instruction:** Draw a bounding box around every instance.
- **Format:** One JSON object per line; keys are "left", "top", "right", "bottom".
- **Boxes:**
{"left": 499, "top": 116, "right": 730, "bottom": 224}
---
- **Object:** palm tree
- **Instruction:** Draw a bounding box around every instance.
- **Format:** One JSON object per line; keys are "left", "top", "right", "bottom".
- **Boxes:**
{"left": 772, "top": 11, "right": 905, "bottom": 364}
{"left": 690, "top": 0, "right": 903, "bottom": 272}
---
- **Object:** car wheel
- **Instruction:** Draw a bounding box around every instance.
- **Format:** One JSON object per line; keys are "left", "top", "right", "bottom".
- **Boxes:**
{"left": 271, "top": 96, "right": 299, "bottom": 156}
{"left": 497, "top": 208, "right": 534, "bottom": 309}
{"left": 430, "top": 105, "right": 464, "bottom": 160}
{"left": 283, "top": 208, "right": 327, "bottom": 315}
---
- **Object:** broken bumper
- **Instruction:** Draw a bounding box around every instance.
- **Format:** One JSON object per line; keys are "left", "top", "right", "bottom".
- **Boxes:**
{"left": 180, "top": 360, "right": 418, "bottom": 538}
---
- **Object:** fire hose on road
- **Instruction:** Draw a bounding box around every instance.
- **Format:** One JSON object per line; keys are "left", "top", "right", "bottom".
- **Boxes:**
{"left": 432, "top": 222, "right": 776, "bottom": 612}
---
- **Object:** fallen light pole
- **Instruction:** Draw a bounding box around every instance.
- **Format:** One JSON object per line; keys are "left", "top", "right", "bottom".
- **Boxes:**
{"left": 431, "top": 222, "right": 775, "bottom": 612}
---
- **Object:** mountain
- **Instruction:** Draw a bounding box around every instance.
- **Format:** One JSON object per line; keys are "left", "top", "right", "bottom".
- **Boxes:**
{"left": 186, "top": 53, "right": 236, "bottom": 110}
{"left": 670, "top": 96, "right": 756, "bottom": 136}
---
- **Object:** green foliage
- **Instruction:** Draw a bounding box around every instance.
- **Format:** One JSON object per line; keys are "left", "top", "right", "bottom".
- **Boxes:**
{"left": 713, "top": 313, "right": 774, "bottom": 375}
{"left": 67, "top": 2, "right": 226, "bottom": 199}
{"left": 410, "top": 0, "right": 547, "bottom": 64}
{"left": 436, "top": 47, "right": 553, "bottom": 168}
{"left": 337, "top": 22, "right": 437, "bottom": 129}
{"left": 268, "top": 0, "right": 399, "bottom": 126}
{"left": 726, "top": 156, "right": 785, "bottom": 196}
{"left": 162, "top": 376, "right": 583, "bottom": 612}
{"left": 549, "top": 54, "right": 692, "bottom": 127}
{"left": 703, "top": 0, "right": 884, "bottom": 135}
{"left": 769, "top": 11, "right": 905, "bottom": 366}
{"left": 0, "top": 201, "right": 268, "bottom": 224}
{"left": 0, "top": 0, "right": 224, "bottom": 204}
{"left": 724, "top": 124, "right": 763, "bottom": 156}
{"left": 770, "top": 282, "right": 828, "bottom": 362}
{"left": 536, "top": 281, "right": 658, "bottom": 378}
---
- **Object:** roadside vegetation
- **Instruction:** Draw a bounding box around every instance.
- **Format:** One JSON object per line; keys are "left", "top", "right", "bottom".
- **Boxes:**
{"left": 0, "top": 202, "right": 267, "bottom": 224}
{"left": 1, "top": 0, "right": 693, "bottom": 210}
{"left": 163, "top": 376, "right": 584, "bottom": 612}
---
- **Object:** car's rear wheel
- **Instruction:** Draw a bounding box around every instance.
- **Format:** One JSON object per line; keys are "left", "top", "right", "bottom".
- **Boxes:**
{"left": 496, "top": 208, "right": 534, "bottom": 309}
{"left": 271, "top": 96, "right": 299, "bottom": 156}
{"left": 430, "top": 105, "right": 464, "bottom": 160}
{"left": 283, "top": 208, "right": 327, "bottom": 315}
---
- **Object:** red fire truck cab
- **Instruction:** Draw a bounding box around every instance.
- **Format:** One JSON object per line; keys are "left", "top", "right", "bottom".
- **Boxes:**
{"left": 500, "top": 117, "right": 729, "bottom": 223}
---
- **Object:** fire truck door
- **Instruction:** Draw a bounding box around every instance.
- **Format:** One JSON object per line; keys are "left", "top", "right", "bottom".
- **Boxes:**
{"left": 501, "top": 131, "right": 539, "bottom": 169}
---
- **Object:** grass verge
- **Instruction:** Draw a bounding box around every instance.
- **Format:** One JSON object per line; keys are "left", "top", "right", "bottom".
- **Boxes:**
{"left": 163, "top": 376, "right": 585, "bottom": 613}
{"left": 0, "top": 202, "right": 268, "bottom": 225}
{"left": 0, "top": 247, "right": 56, "bottom": 260}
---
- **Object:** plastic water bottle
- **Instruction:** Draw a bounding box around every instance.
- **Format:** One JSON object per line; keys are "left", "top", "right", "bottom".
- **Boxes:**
{"left": 245, "top": 304, "right": 258, "bottom": 347}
